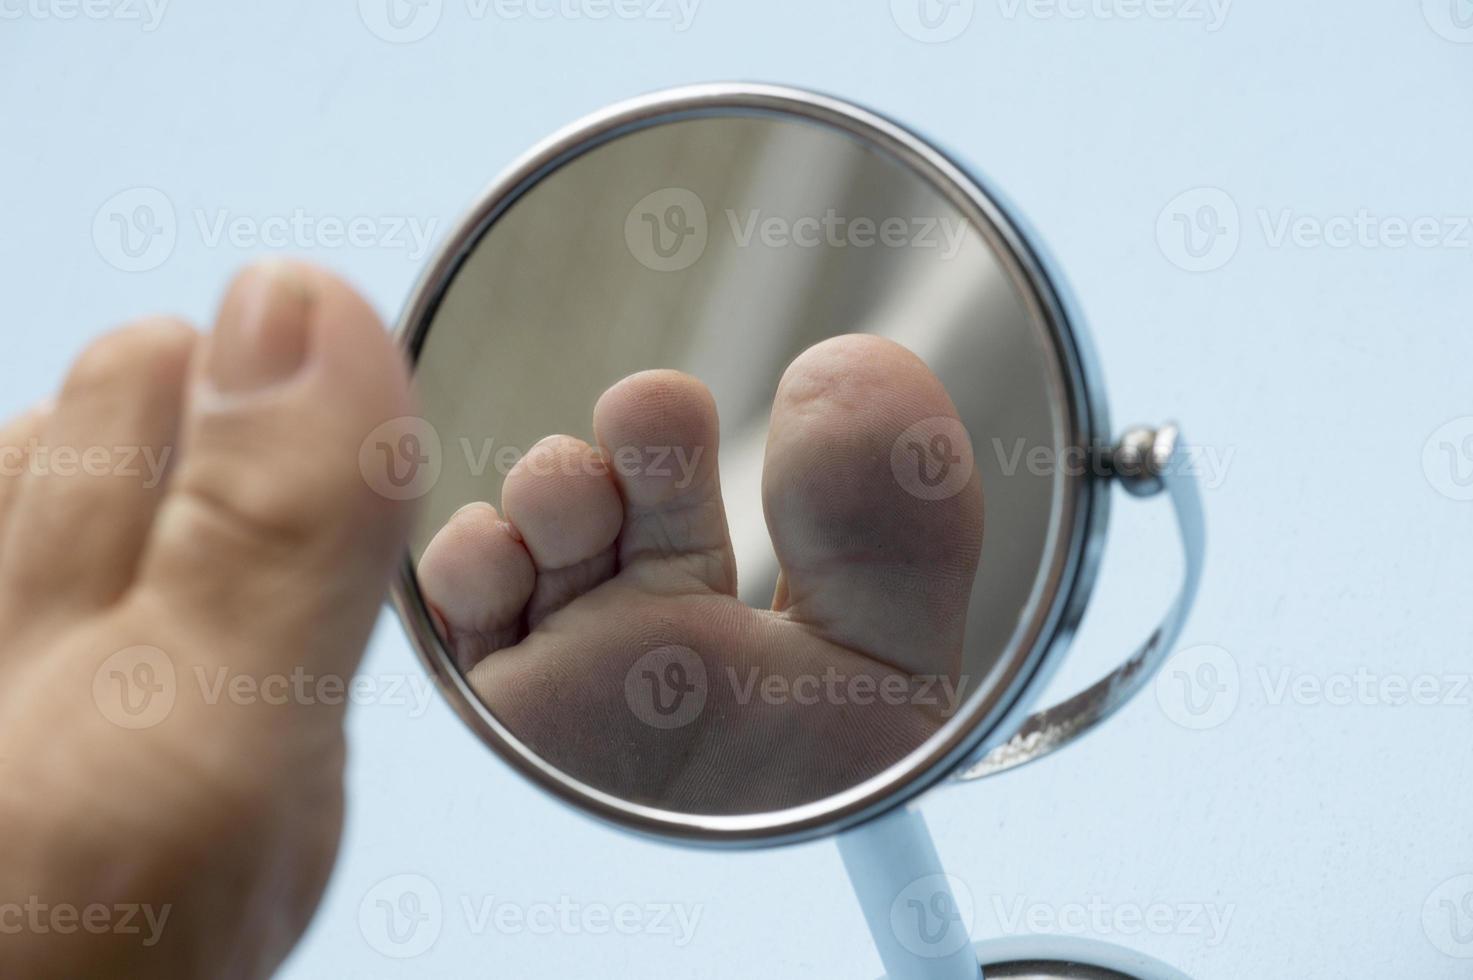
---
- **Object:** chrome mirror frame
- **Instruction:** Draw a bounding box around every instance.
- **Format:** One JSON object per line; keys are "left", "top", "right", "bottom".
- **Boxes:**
{"left": 388, "top": 82, "right": 1203, "bottom": 848}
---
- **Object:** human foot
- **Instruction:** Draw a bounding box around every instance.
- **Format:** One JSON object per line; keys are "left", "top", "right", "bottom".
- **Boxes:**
{"left": 418, "top": 334, "right": 983, "bottom": 813}
{"left": 0, "top": 261, "right": 412, "bottom": 978}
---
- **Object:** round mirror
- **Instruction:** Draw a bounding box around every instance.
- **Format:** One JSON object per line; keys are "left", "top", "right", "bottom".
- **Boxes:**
{"left": 391, "top": 85, "right": 1110, "bottom": 844}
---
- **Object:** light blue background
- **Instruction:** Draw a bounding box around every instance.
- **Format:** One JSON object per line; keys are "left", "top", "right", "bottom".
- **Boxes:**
{"left": 4, "top": 1, "right": 1472, "bottom": 976}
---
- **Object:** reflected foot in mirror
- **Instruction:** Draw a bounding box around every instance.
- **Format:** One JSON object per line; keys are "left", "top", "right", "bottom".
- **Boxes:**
{"left": 419, "top": 335, "right": 983, "bottom": 813}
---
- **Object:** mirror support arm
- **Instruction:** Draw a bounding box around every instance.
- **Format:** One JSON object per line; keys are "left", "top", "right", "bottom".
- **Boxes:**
{"left": 838, "top": 805, "right": 984, "bottom": 979}
{"left": 957, "top": 423, "right": 1206, "bottom": 781}
{"left": 834, "top": 425, "right": 1201, "bottom": 976}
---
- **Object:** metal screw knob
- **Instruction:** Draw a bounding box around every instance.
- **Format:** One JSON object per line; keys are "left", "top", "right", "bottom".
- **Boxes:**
{"left": 1111, "top": 423, "right": 1180, "bottom": 498}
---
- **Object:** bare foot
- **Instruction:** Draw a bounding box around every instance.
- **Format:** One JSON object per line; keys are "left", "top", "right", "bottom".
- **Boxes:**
{"left": 419, "top": 335, "right": 983, "bottom": 813}
{"left": 0, "top": 261, "right": 412, "bottom": 978}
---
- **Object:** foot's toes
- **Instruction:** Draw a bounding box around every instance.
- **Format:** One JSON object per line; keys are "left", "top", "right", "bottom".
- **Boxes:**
{"left": 592, "top": 370, "right": 736, "bottom": 595}
{"left": 501, "top": 434, "right": 621, "bottom": 627}
{"left": 134, "top": 260, "right": 413, "bottom": 681}
{"left": 418, "top": 502, "right": 535, "bottom": 673}
{"left": 762, "top": 334, "right": 983, "bottom": 679}
{"left": 0, "top": 319, "right": 196, "bottom": 620}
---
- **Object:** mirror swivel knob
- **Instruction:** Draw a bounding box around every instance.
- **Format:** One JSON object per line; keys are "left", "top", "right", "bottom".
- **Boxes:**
{"left": 1110, "top": 423, "right": 1180, "bottom": 498}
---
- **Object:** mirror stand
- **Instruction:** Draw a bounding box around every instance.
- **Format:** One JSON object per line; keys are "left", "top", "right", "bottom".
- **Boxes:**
{"left": 958, "top": 424, "right": 1206, "bottom": 781}
{"left": 838, "top": 806, "right": 983, "bottom": 979}
{"left": 835, "top": 424, "right": 1204, "bottom": 980}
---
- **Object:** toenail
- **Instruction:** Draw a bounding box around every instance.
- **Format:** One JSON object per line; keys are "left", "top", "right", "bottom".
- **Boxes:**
{"left": 451, "top": 501, "right": 503, "bottom": 529}
{"left": 209, "top": 261, "right": 313, "bottom": 393}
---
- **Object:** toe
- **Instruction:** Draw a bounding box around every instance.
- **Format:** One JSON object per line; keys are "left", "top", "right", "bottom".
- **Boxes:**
{"left": 762, "top": 334, "right": 983, "bottom": 679}
{"left": 501, "top": 434, "right": 621, "bottom": 626}
{"left": 418, "top": 502, "right": 535, "bottom": 673}
{"left": 0, "top": 318, "right": 195, "bottom": 617}
{"left": 133, "top": 260, "right": 413, "bottom": 679}
{"left": 592, "top": 370, "right": 736, "bottom": 595}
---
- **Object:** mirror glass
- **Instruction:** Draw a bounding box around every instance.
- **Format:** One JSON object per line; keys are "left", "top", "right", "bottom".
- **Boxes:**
{"left": 406, "top": 110, "right": 1078, "bottom": 817}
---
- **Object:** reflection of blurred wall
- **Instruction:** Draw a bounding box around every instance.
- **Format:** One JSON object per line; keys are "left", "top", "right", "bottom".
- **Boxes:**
{"left": 416, "top": 115, "right": 1069, "bottom": 686}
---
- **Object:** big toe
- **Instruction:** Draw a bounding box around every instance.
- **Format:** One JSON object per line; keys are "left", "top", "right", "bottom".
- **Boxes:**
{"left": 762, "top": 334, "right": 983, "bottom": 680}
{"left": 132, "top": 260, "right": 414, "bottom": 685}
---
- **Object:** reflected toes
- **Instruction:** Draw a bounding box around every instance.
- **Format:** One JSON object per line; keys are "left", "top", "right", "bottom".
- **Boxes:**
{"left": 419, "top": 502, "right": 535, "bottom": 673}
